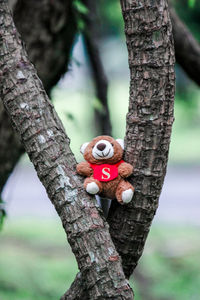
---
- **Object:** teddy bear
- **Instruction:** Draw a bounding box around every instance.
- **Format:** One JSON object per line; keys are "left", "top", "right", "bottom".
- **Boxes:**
{"left": 76, "top": 135, "right": 134, "bottom": 204}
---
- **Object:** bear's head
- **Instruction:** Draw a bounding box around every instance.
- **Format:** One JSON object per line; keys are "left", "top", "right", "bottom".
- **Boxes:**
{"left": 80, "top": 136, "right": 124, "bottom": 164}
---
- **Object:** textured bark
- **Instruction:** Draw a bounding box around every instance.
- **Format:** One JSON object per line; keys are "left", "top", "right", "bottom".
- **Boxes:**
{"left": 0, "top": 1, "right": 133, "bottom": 299}
{"left": 170, "top": 6, "right": 200, "bottom": 86}
{"left": 0, "top": 0, "right": 77, "bottom": 196}
{"left": 83, "top": 0, "right": 112, "bottom": 136}
{"left": 107, "top": 0, "right": 175, "bottom": 278}
{"left": 64, "top": 0, "right": 175, "bottom": 297}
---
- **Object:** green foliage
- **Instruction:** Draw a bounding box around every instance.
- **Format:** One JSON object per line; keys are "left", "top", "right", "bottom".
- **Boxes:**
{"left": 98, "top": 0, "right": 124, "bottom": 37}
{"left": 0, "top": 220, "right": 78, "bottom": 300}
{"left": 76, "top": 18, "right": 85, "bottom": 32}
{"left": 72, "top": 0, "right": 88, "bottom": 32}
{"left": 139, "top": 225, "right": 200, "bottom": 300}
{"left": 188, "top": 0, "right": 196, "bottom": 8}
{"left": 73, "top": 0, "right": 88, "bottom": 15}
{"left": 174, "top": 0, "right": 200, "bottom": 42}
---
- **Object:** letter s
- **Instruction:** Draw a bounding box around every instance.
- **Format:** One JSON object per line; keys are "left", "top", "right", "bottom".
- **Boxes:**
{"left": 102, "top": 167, "right": 111, "bottom": 180}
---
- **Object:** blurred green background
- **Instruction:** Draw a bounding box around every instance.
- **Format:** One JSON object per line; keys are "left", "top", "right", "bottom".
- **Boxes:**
{"left": 1, "top": 0, "right": 200, "bottom": 299}
{"left": 1, "top": 220, "right": 200, "bottom": 300}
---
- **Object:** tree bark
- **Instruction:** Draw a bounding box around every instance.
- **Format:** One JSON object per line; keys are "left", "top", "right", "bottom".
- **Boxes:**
{"left": 108, "top": 0, "right": 175, "bottom": 278}
{"left": 0, "top": 1, "right": 133, "bottom": 299}
{"left": 0, "top": 0, "right": 77, "bottom": 196}
{"left": 170, "top": 6, "right": 200, "bottom": 86}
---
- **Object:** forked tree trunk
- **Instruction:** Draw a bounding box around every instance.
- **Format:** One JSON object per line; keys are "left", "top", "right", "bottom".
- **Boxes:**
{"left": 1, "top": 0, "right": 199, "bottom": 201}
{"left": 1, "top": 0, "right": 175, "bottom": 298}
{"left": 0, "top": 1, "right": 133, "bottom": 299}
{"left": 0, "top": 0, "right": 77, "bottom": 196}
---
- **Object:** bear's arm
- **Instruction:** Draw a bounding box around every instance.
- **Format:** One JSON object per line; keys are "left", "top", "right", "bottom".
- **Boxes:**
{"left": 118, "top": 162, "right": 133, "bottom": 178}
{"left": 76, "top": 161, "right": 93, "bottom": 177}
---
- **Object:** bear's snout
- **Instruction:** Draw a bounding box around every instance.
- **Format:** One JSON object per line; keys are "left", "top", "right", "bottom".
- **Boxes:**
{"left": 97, "top": 143, "right": 106, "bottom": 151}
{"left": 92, "top": 139, "right": 114, "bottom": 160}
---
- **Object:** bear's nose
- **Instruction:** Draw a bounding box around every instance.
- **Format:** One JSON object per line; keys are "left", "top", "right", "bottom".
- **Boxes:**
{"left": 97, "top": 143, "right": 106, "bottom": 151}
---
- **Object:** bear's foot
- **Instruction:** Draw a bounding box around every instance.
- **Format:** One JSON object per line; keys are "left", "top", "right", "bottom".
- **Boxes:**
{"left": 122, "top": 188, "right": 134, "bottom": 204}
{"left": 116, "top": 180, "right": 134, "bottom": 204}
{"left": 86, "top": 182, "right": 99, "bottom": 195}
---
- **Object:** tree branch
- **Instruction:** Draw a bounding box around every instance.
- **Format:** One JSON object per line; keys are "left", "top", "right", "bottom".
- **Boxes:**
{"left": 83, "top": 0, "right": 112, "bottom": 136}
{"left": 170, "top": 6, "right": 200, "bottom": 86}
{"left": 107, "top": 0, "right": 175, "bottom": 278}
{"left": 0, "top": 0, "right": 77, "bottom": 198}
{"left": 0, "top": 1, "right": 133, "bottom": 299}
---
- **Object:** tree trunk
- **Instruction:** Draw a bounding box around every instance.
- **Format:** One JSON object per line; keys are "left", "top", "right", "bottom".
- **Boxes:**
{"left": 0, "top": 0, "right": 77, "bottom": 197}
{"left": 0, "top": 1, "right": 133, "bottom": 299}
{"left": 108, "top": 0, "right": 175, "bottom": 277}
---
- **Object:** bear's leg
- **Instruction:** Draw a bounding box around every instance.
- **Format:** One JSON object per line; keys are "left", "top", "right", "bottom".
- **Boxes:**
{"left": 84, "top": 178, "right": 102, "bottom": 195}
{"left": 115, "top": 180, "right": 134, "bottom": 204}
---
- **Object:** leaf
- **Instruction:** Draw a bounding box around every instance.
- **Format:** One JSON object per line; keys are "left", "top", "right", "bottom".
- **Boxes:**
{"left": 77, "top": 18, "right": 85, "bottom": 32}
{"left": 188, "top": 0, "right": 196, "bottom": 8}
{"left": 73, "top": 0, "right": 89, "bottom": 15}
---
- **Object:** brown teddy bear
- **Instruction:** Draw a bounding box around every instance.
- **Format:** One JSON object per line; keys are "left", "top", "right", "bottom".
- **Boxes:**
{"left": 76, "top": 136, "right": 134, "bottom": 204}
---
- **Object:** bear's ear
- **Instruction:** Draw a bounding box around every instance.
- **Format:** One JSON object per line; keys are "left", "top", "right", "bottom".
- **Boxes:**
{"left": 116, "top": 139, "right": 124, "bottom": 150}
{"left": 80, "top": 142, "right": 89, "bottom": 154}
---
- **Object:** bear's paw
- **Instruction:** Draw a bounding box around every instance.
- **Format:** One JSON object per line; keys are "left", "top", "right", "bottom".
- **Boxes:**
{"left": 86, "top": 182, "right": 99, "bottom": 195}
{"left": 122, "top": 189, "right": 134, "bottom": 203}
